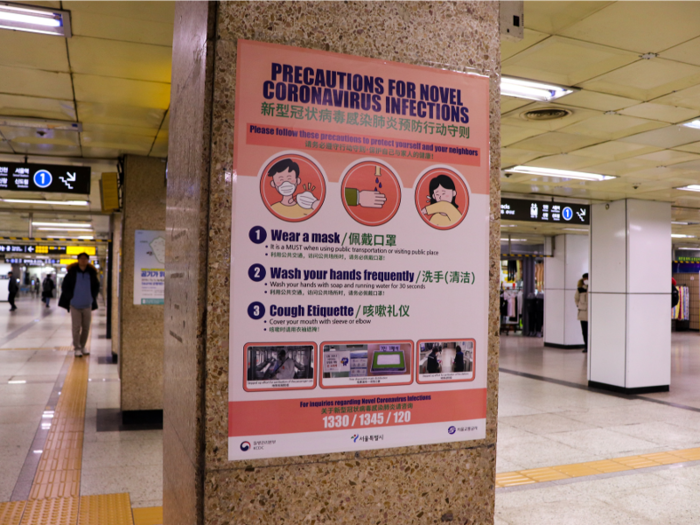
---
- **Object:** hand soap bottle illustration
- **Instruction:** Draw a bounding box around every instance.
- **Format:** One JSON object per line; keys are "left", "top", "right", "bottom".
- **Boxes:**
{"left": 341, "top": 160, "right": 401, "bottom": 226}
{"left": 415, "top": 167, "right": 469, "bottom": 230}
{"left": 260, "top": 153, "right": 326, "bottom": 222}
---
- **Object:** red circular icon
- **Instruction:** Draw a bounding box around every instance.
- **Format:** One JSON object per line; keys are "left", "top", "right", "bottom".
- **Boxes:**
{"left": 414, "top": 167, "right": 469, "bottom": 230}
{"left": 340, "top": 160, "right": 401, "bottom": 227}
{"left": 260, "top": 153, "right": 326, "bottom": 222}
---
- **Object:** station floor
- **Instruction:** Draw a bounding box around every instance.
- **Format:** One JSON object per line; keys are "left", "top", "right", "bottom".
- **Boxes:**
{"left": 3, "top": 296, "right": 700, "bottom": 524}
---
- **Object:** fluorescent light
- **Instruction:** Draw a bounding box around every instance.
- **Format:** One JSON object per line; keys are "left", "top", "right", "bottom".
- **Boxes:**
{"left": 505, "top": 165, "right": 615, "bottom": 182}
{"left": 677, "top": 185, "right": 700, "bottom": 192}
{"left": 672, "top": 234, "right": 694, "bottom": 238}
{"left": 37, "top": 227, "right": 93, "bottom": 232}
{"left": 8, "top": 380, "right": 26, "bottom": 384}
{"left": 0, "top": 3, "right": 71, "bottom": 37}
{"left": 673, "top": 221, "right": 689, "bottom": 225}
{"left": 676, "top": 247, "right": 700, "bottom": 250}
{"left": 682, "top": 120, "right": 700, "bottom": 130}
{"left": 32, "top": 222, "right": 92, "bottom": 228}
{"left": 501, "top": 238, "right": 527, "bottom": 242}
{"left": 77, "top": 235, "right": 94, "bottom": 240}
{"left": 0, "top": 116, "right": 81, "bottom": 132}
{"left": 501, "top": 76, "right": 576, "bottom": 102}
{"left": 1, "top": 198, "right": 89, "bottom": 206}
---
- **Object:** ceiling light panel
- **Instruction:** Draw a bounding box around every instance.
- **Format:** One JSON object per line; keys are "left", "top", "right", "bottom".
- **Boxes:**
{"left": 501, "top": 76, "right": 576, "bottom": 102}
{"left": 505, "top": 165, "right": 615, "bottom": 181}
{"left": 1, "top": 199, "right": 89, "bottom": 206}
{"left": 0, "top": 3, "right": 72, "bottom": 37}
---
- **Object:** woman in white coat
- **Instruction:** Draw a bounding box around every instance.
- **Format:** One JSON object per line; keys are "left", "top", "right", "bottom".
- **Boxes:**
{"left": 574, "top": 273, "right": 588, "bottom": 353}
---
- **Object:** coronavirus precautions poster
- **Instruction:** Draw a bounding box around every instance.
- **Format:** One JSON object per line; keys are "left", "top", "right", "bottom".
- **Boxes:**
{"left": 229, "top": 40, "right": 489, "bottom": 460}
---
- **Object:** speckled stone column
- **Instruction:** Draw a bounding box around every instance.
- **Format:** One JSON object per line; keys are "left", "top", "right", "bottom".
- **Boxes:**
{"left": 164, "top": 2, "right": 500, "bottom": 524}
{"left": 120, "top": 155, "right": 166, "bottom": 412}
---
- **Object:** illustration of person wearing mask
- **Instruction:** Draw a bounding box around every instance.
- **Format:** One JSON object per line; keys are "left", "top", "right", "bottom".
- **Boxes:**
{"left": 268, "top": 158, "right": 320, "bottom": 219}
{"left": 421, "top": 174, "right": 462, "bottom": 227}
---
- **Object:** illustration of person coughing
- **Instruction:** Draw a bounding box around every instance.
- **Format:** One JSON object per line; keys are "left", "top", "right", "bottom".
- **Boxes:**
{"left": 268, "top": 158, "right": 319, "bottom": 219}
{"left": 421, "top": 174, "right": 462, "bottom": 227}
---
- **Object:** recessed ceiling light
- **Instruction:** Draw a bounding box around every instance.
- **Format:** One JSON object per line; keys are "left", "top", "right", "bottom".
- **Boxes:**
{"left": 32, "top": 222, "right": 92, "bottom": 228}
{"left": 681, "top": 120, "right": 700, "bottom": 130}
{"left": 37, "top": 227, "right": 93, "bottom": 232}
{"left": 505, "top": 165, "right": 615, "bottom": 182}
{"left": 672, "top": 221, "right": 689, "bottom": 225}
{"left": 501, "top": 76, "right": 577, "bottom": 102}
{"left": 0, "top": 3, "right": 71, "bottom": 37}
{"left": 1, "top": 198, "right": 89, "bottom": 206}
{"left": 676, "top": 185, "right": 700, "bottom": 192}
{"left": 0, "top": 116, "right": 81, "bottom": 132}
{"left": 672, "top": 234, "right": 694, "bottom": 238}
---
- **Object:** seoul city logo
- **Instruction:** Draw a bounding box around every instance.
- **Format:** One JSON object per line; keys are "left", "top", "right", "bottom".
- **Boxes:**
{"left": 240, "top": 441, "right": 251, "bottom": 451}
{"left": 448, "top": 426, "right": 456, "bottom": 435}
{"left": 351, "top": 434, "right": 359, "bottom": 442}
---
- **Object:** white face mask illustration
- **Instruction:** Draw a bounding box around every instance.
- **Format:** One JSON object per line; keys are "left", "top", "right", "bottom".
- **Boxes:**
{"left": 276, "top": 181, "right": 297, "bottom": 196}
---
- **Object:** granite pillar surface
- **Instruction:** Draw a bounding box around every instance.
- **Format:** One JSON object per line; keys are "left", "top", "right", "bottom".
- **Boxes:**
{"left": 164, "top": 2, "right": 501, "bottom": 523}
{"left": 120, "top": 155, "right": 167, "bottom": 412}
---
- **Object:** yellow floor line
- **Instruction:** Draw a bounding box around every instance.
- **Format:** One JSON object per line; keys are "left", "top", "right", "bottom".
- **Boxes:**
{"left": 496, "top": 446, "right": 700, "bottom": 488}
{"left": 78, "top": 494, "right": 134, "bottom": 525}
{"left": 132, "top": 506, "right": 163, "bottom": 525}
{"left": 29, "top": 340, "right": 90, "bottom": 501}
{"left": 0, "top": 501, "right": 26, "bottom": 525}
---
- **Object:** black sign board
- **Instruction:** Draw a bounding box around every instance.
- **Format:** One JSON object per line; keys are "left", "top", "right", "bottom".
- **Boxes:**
{"left": 0, "top": 163, "right": 91, "bottom": 195}
{"left": 6, "top": 258, "right": 60, "bottom": 266}
{"left": 0, "top": 244, "right": 67, "bottom": 254}
{"left": 501, "top": 198, "right": 590, "bottom": 225}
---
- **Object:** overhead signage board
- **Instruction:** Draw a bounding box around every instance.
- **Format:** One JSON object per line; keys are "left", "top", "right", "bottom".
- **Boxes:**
{"left": 0, "top": 162, "right": 91, "bottom": 195}
{"left": 0, "top": 244, "right": 68, "bottom": 254}
{"left": 228, "top": 40, "right": 490, "bottom": 460}
{"left": 6, "top": 258, "right": 60, "bottom": 265}
{"left": 500, "top": 198, "right": 590, "bottom": 225}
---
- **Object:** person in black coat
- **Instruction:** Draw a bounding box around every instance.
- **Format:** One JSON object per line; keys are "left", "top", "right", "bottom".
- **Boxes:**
{"left": 59, "top": 254, "right": 100, "bottom": 357}
{"left": 7, "top": 271, "right": 18, "bottom": 312}
{"left": 41, "top": 274, "right": 55, "bottom": 308}
{"left": 453, "top": 345, "right": 465, "bottom": 372}
{"left": 426, "top": 347, "right": 440, "bottom": 374}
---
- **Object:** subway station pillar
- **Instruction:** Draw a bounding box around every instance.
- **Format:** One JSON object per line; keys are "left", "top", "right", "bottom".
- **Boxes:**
{"left": 164, "top": 2, "right": 501, "bottom": 524}
{"left": 119, "top": 155, "right": 166, "bottom": 416}
{"left": 544, "top": 234, "right": 589, "bottom": 348}
{"left": 589, "top": 199, "right": 671, "bottom": 393}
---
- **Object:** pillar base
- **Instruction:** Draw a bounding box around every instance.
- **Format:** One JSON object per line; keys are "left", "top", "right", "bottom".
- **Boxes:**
{"left": 544, "top": 343, "right": 585, "bottom": 350}
{"left": 588, "top": 381, "right": 669, "bottom": 395}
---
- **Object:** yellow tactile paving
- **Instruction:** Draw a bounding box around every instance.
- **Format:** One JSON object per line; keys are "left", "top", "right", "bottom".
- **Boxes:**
{"left": 78, "top": 494, "right": 134, "bottom": 525}
{"left": 132, "top": 506, "right": 163, "bottom": 525}
{"left": 0, "top": 501, "right": 26, "bottom": 525}
{"left": 29, "top": 351, "right": 89, "bottom": 501}
{"left": 497, "top": 446, "right": 700, "bottom": 488}
{"left": 19, "top": 497, "right": 79, "bottom": 525}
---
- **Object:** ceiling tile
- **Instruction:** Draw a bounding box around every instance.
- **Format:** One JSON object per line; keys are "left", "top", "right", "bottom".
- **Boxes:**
{"left": 653, "top": 84, "right": 700, "bottom": 111}
{"left": 0, "top": 66, "right": 73, "bottom": 100}
{"left": 501, "top": 96, "right": 534, "bottom": 114}
{"left": 81, "top": 130, "right": 153, "bottom": 153}
{"left": 501, "top": 147, "right": 545, "bottom": 168}
{"left": 507, "top": 131, "right": 601, "bottom": 154}
{"left": 620, "top": 125, "right": 700, "bottom": 148}
{"left": 556, "top": 90, "right": 640, "bottom": 112}
{"left": 10, "top": 143, "right": 82, "bottom": 156}
{"left": 66, "top": 1, "right": 175, "bottom": 46}
{"left": 0, "top": 94, "right": 75, "bottom": 121}
{"left": 523, "top": 154, "right": 604, "bottom": 171}
{"left": 524, "top": 1, "right": 614, "bottom": 34}
{"left": 150, "top": 135, "right": 168, "bottom": 158}
{"left": 161, "top": 111, "right": 170, "bottom": 130}
{"left": 633, "top": 150, "right": 700, "bottom": 166}
{"left": 559, "top": 2, "right": 700, "bottom": 53}
{"left": 1, "top": 126, "right": 80, "bottom": 147}
{"left": 0, "top": 141, "right": 12, "bottom": 153}
{"left": 502, "top": 29, "right": 550, "bottom": 60}
{"left": 0, "top": 30, "right": 69, "bottom": 72}
{"left": 503, "top": 103, "right": 601, "bottom": 132}
{"left": 570, "top": 141, "right": 662, "bottom": 161}
{"left": 501, "top": 124, "right": 546, "bottom": 147}
{"left": 503, "top": 36, "right": 639, "bottom": 86}
{"left": 661, "top": 36, "right": 700, "bottom": 67}
{"left": 82, "top": 123, "right": 156, "bottom": 138}
{"left": 73, "top": 75, "right": 170, "bottom": 109}
{"left": 673, "top": 141, "right": 700, "bottom": 155}
{"left": 78, "top": 102, "right": 165, "bottom": 128}
{"left": 579, "top": 58, "right": 700, "bottom": 101}
{"left": 617, "top": 103, "right": 699, "bottom": 124}
{"left": 81, "top": 147, "right": 123, "bottom": 159}
{"left": 582, "top": 158, "right": 657, "bottom": 176}
{"left": 68, "top": 36, "right": 172, "bottom": 83}
{"left": 558, "top": 114, "right": 667, "bottom": 141}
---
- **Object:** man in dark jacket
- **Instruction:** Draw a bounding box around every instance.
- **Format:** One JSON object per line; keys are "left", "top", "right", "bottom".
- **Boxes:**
{"left": 453, "top": 345, "right": 465, "bottom": 372}
{"left": 426, "top": 347, "right": 440, "bottom": 374}
{"left": 59, "top": 253, "right": 100, "bottom": 357}
{"left": 7, "top": 271, "right": 18, "bottom": 312}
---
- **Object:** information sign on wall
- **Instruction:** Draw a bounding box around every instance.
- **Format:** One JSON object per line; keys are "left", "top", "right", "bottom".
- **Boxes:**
{"left": 228, "top": 40, "right": 490, "bottom": 460}
{"left": 501, "top": 198, "right": 590, "bottom": 225}
{"left": 133, "top": 230, "right": 165, "bottom": 305}
{"left": 0, "top": 162, "right": 91, "bottom": 195}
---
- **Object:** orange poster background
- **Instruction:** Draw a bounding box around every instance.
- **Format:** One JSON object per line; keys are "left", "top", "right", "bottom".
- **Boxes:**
{"left": 228, "top": 388, "right": 487, "bottom": 437}
{"left": 233, "top": 39, "right": 490, "bottom": 193}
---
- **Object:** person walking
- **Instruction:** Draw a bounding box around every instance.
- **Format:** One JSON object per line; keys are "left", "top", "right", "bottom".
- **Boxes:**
{"left": 575, "top": 272, "right": 589, "bottom": 354}
{"left": 7, "top": 271, "right": 18, "bottom": 312}
{"left": 42, "top": 274, "right": 55, "bottom": 308}
{"left": 59, "top": 253, "right": 100, "bottom": 357}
